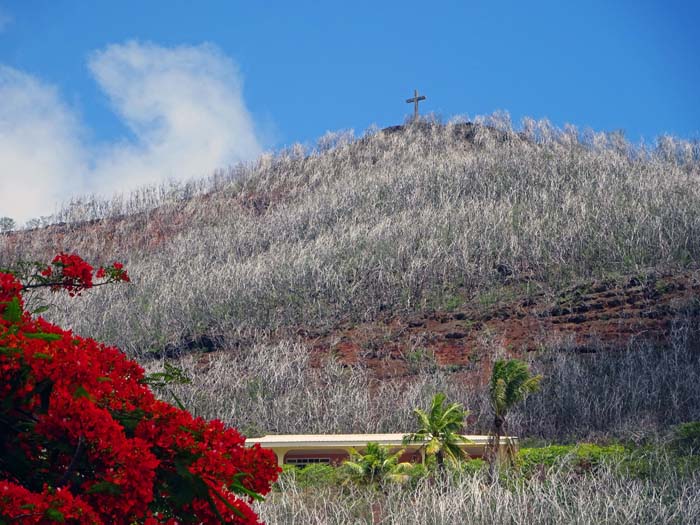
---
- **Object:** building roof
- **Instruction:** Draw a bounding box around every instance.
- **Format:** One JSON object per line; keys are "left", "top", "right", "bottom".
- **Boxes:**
{"left": 245, "top": 433, "right": 516, "bottom": 449}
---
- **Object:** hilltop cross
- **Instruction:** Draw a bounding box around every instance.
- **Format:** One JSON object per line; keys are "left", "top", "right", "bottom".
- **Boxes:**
{"left": 406, "top": 89, "right": 426, "bottom": 120}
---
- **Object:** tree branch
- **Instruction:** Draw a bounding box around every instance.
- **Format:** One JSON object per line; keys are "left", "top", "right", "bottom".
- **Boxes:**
{"left": 57, "top": 435, "right": 84, "bottom": 488}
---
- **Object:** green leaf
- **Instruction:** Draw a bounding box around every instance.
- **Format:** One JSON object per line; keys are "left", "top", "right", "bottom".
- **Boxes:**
{"left": 73, "top": 385, "right": 91, "bottom": 400}
{"left": 24, "top": 332, "right": 62, "bottom": 342}
{"left": 166, "top": 472, "right": 197, "bottom": 506}
{"left": 111, "top": 408, "right": 145, "bottom": 435}
{"left": 204, "top": 491, "right": 232, "bottom": 521}
{"left": 168, "top": 459, "right": 210, "bottom": 507}
{"left": 167, "top": 389, "right": 187, "bottom": 411}
{"left": 44, "top": 508, "right": 65, "bottom": 522}
{"left": 229, "top": 472, "right": 264, "bottom": 501}
{"left": 2, "top": 297, "right": 22, "bottom": 323}
{"left": 174, "top": 457, "right": 196, "bottom": 479}
{"left": 86, "top": 481, "right": 122, "bottom": 495}
{"left": 207, "top": 485, "right": 246, "bottom": 519}
{"left": 141, "top": 362, "right": 192, "bottom": 388}
{"left": 31, "top": 305, "right": 51, "bottom": 315}
{"left": 0, "top": 346, "right": 20, "bottom": 356}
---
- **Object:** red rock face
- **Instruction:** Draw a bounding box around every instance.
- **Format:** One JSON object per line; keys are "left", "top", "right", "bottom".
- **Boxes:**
{"left": 307, "top": 271, "right": 700, "bottom": 380}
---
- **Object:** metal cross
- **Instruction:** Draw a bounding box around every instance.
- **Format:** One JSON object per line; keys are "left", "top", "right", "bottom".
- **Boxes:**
{"left": 406, "top": 89, "right": 426, "bottom": 120}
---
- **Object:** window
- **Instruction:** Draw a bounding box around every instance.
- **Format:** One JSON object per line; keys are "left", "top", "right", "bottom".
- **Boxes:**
{"left": 286, "top": 457, "right": 331, "bottom": 467}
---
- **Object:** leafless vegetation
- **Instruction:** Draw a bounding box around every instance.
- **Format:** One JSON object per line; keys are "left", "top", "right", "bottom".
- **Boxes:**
{"left": 3, "top": 115, "right": 699, "bottom": 356}
{"left": 144, "top": 318, "right": 700, "bottom": 441}
{"left": 3, "top": 115, "right": 700, "bottom": 442}
{"left": 256, "top": 458, "right": 700, "bottom": 524}
{"left": 4, "top": 114, "right": 700, "bottom": 522}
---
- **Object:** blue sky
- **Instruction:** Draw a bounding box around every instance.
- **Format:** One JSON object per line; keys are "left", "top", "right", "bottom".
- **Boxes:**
{"left": 0, "top": 0, "right": 698, "bottom": 222}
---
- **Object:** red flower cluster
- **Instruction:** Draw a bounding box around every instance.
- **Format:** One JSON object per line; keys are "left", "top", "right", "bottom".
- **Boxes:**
{"left": 0, "top": 272, "right": 23, "bottom": 302}
{"left": 41, "top": 253, "right": 130, "bottom": 296}
{"left": 0, "top": 259, "right": 278, "bottom": 524}
{"left": 0, "top": 480, "right": 102, "bottom": 524}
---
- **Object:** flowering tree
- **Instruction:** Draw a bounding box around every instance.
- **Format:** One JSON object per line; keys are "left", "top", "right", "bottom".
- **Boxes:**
{"left": 0, "top": 254, "right": 279, "bottom": 524}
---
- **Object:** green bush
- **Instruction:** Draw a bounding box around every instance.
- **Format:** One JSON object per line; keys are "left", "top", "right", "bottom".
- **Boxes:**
{"left": 450, "top": 458, "right": 486, "bottom": 477}
{"left": 671, "top": 421, "right": 700, "bottom": 456}
{"left": 400, "top": 462, "right": 430, "bottom": 487}
{"left": 518, "top": 444, "right": 625, "bottom": 476}
{"left": 278, "top": 460, "right": 431, "bottom": 491}
{"left": 278, "top": 463, "right": 340, "bottom": 489}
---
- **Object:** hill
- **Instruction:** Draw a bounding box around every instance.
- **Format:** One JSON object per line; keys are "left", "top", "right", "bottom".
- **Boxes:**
{"left": 2, "top": 115, "right": 700, "bottom": 441}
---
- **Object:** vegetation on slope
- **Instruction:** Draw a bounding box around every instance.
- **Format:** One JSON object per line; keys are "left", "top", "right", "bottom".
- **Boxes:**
{"left": 3, "top": 114, "right": 700, "bottom": 523}
{"left": 258, "top": 449, "right": 700, "bottom": 524}
{"left": 2, "top": 115, "right": 699, "bottom": 357}
{"left": 2, "top": 114, "right": 700, "bottom": 443}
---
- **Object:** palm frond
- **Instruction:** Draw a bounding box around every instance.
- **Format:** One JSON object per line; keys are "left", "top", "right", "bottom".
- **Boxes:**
{"left": 443, "top": 440, "right": 467, "bottom": 463}
{"left": 405, "top": 392, "right": 471, "bottom": 469}
{"left": 490, "top": 359, "right": 541, "bottom": 416}
{"left": 425, "top": 437, "right": 441, "bottom": 456}
{"left": 403, "top": 430, "right": 428, "bottom": 445}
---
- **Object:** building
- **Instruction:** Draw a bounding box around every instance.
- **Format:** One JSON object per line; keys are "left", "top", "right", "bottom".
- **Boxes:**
{"left": 245, "top": 433, "right": 517, "bottom": 467}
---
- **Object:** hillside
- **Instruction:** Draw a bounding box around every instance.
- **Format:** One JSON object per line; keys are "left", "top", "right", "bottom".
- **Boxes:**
{"left": 306, "top": 269, "right": 700, "bottom": 377}
{"left": 2, "top": 116, "right": 700, "bottom": 440}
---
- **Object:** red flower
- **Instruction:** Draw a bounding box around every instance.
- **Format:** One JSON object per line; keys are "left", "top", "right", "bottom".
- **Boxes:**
{"left": 0, "top": 257, "right": 278, "bottom": 524}
{"left": 47, "top": 253, "right": 95, "bottom": 295}
{"left": 0, "top": 480, "right": 103, "bottom": 524}
{"left": 0, "top": 273, "right": 23, "bottom": 314}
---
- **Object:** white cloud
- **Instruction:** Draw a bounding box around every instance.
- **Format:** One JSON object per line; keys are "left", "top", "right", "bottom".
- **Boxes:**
{"left": 0, "top": 41, "right": 262, "bottom": 224}
{"left": 88, "top": 41, "right": 261, "bottom": 193}
{"left": 0, "top": 66, "right": 88, "bottom": 222}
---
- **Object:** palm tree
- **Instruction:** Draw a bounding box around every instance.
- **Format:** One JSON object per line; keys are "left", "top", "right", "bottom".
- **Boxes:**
{"left": 488, "top": 358, "right": 542, "bottom": 480}
{"left": 341, "top": 442, "right": 413, "bottom": 485}
{"left": 403, "top": 392, "right": 469, "bottom": 470}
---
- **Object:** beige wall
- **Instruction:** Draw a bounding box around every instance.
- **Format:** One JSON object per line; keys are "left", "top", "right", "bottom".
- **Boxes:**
{"left": 262, "top": 442, "right": 504, "bottom": 466}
